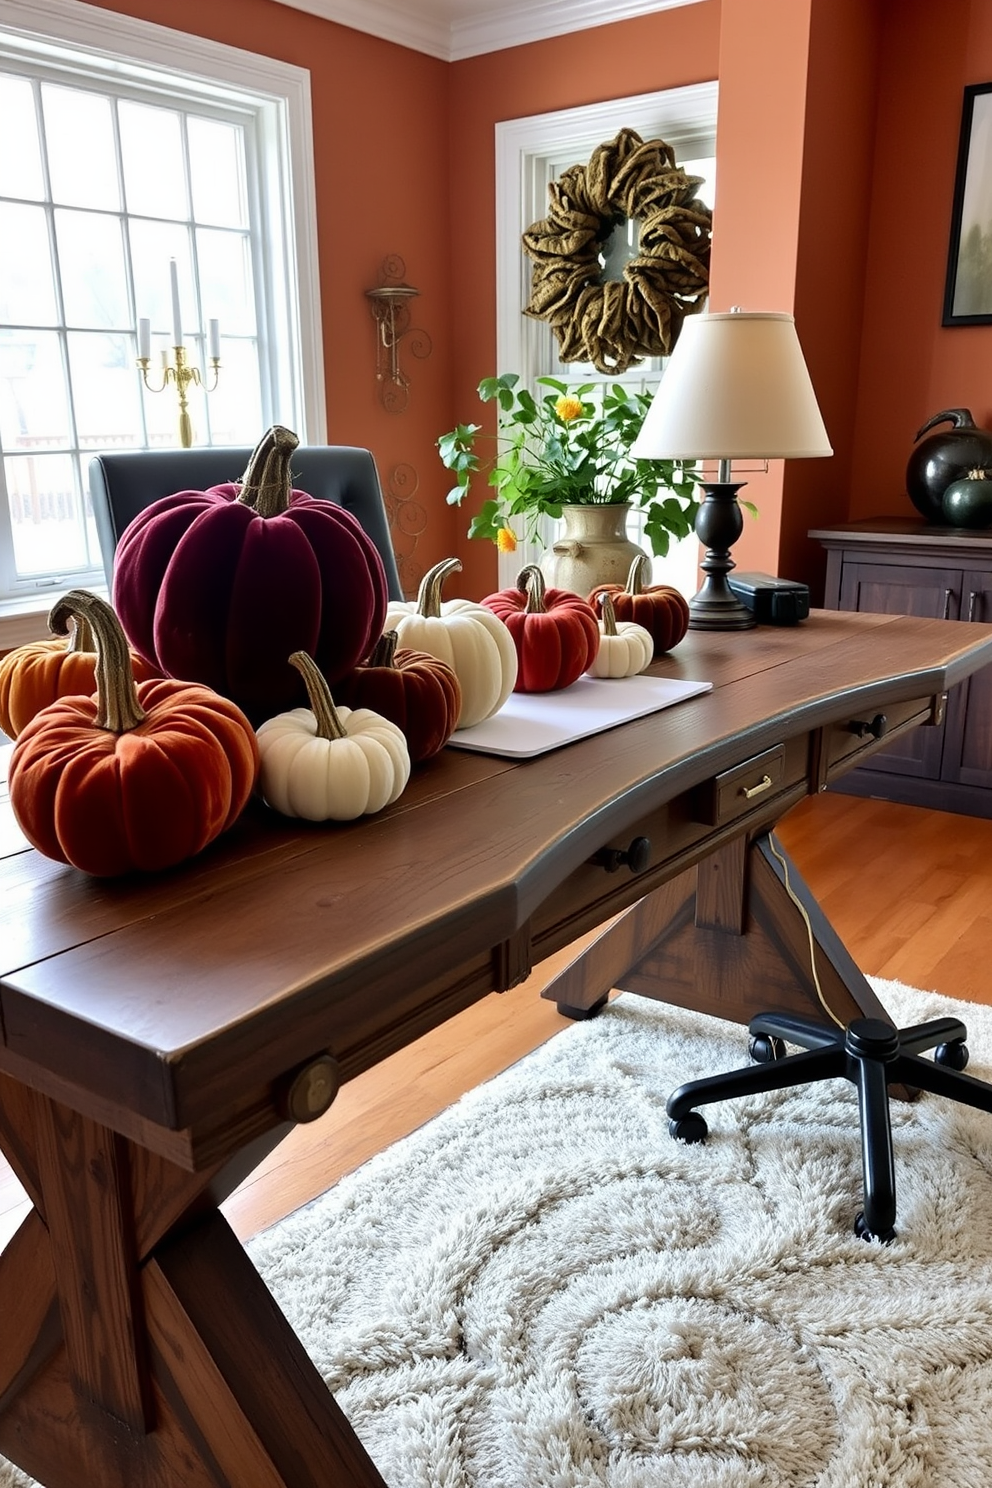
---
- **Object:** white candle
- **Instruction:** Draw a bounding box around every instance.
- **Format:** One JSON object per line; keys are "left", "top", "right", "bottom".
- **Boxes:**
{"left": 208, "top": 318, "right": 220, "bottom": 360}
{"left": 137, "top": 317, "right": 150, "bottom": 360}
{"left": 169, "top": 259, "right": 183, "bottom": 347}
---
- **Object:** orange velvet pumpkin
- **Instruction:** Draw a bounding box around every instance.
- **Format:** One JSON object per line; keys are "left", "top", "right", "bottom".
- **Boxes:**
{"left": 482, "top": 565, "right": 600, "bottom": 692}
{"left": 9, "top": 590, "right": 259, "bottom": 877}
{"left": 0, "top": 609, "right": 160, "bottom": 740}
{"left": 333, "top": 631, "right": 462, "bottom": 763}
{"left": 588, "top": 555, "right": 690, "bottom": 657}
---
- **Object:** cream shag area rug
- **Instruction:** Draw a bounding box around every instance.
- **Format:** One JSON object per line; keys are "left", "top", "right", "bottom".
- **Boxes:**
{"left": 5, "top": 981, "right": 992, "bottom": 1487}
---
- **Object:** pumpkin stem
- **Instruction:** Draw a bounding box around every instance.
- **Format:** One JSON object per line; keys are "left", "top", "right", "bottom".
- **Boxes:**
{"left": 367, "top": 631, "right": 399, "bottom": 668}
{"left": 517, "top": 565, "right": 548, "bottom": 613}
{"left": 598, "top": 592, "right": 619, "bottom": 636}
{"left": 65, "top": 612, "right": 96, "bottom": 654}
{"left": 47, "top": 590, "right": 146, "bottom": 734}
{"left": 625, "top": 554, "right": 650, "bottom": 596}
{"left": 416, "top": 557, "right": 462, "bottom": 618}
{"left": 236, "top": 425, "right": 301, "bottom": 518}
{"left": 288, "top": 651, "right": 348, "bottom": 740}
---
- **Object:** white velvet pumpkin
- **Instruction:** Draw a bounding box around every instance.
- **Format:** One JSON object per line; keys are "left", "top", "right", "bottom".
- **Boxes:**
{"left": 257, "top": 652, "right": 410, "bottom": 821}
{"left": 383, "top": 557, "right": 517, "bottom": 728}
{"left": 586, "top": 593, "right": 654, "bottom": 679}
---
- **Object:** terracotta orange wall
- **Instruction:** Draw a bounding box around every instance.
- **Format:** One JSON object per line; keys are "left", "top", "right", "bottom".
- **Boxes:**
{"left": 850, "top": 0, "right": 992, "bottom": 531}
{"left": 82, "top": 0, "right": 454, "bottom": 598}
{"left": 447, "top": 2, "right": 722, "bottom": 599}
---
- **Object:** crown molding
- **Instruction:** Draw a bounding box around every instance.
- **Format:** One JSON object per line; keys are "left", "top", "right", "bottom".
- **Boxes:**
{"left": 270, "top": 0, "right": 704, "bottom": 62}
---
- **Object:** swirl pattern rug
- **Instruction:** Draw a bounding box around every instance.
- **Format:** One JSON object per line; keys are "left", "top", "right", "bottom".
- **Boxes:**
{"left": 5, "top": 980, "right": 992, "bottom": 1487}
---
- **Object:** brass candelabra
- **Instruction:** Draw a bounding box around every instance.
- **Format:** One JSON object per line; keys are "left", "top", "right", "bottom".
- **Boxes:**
{"left": 136, "top": 343, "right": 221, "bottom": 448}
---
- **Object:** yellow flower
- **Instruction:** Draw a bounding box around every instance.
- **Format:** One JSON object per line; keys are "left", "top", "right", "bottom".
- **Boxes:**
{"left": 496, "top": 526, "right": 518, "bottom": 553}
{"left": 555, "top": 395, "right": 583, "bottom": 422}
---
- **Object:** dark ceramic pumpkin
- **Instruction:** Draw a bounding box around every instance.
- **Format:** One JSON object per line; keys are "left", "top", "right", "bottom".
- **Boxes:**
{"left": 942, "top": 468, "right": 992, "bottom": 529}
{"left": 906, "top": 408, "right": 992, "bottom": 522}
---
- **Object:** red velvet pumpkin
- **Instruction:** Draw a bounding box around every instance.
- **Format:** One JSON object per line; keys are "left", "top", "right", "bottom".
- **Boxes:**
{"left": 588, "top": 555, "right": 690, "bottom": 657}
{"left": 0, "top": 608, "right": 160, "bottom": 740}
{"left": 333, "top": 631, "right": 462, "bottom": 763}
{"left": 9, "top": 590, "right": 259, "bottom": 877}
{"left": 112, "top": 426, "right": 388, "bottom": 725}
{"left": 481, "top": 565, "right": 600, "bottom": 692}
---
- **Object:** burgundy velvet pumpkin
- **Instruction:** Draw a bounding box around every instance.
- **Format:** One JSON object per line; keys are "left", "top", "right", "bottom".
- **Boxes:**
{"left": 112, "top": 426, "right": 388, "bottom": 724}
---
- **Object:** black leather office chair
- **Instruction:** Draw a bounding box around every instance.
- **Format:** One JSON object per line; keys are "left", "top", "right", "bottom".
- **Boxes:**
{"left": 88, "top": 444, "right": 404, "bottom": 601}
{"left": 667, "top": 1003, "right": 992, "bottom": 1244}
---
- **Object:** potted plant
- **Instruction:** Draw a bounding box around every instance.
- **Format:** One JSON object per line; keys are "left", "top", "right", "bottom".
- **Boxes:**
{"left": 438, "top": 374, "right": 700, "bottom": 591}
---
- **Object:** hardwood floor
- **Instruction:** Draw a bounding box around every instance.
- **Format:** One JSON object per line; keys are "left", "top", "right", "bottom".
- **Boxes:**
{"left": 2, "top": 790, "right": 992, "bottom": 1251}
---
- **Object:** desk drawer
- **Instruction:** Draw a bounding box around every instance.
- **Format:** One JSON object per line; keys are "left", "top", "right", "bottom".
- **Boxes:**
{"left": 823, "top": 695, "right": 939, "bottom": 780}
{"left": 691, "top": 744, "right": 788, "bottom": 828}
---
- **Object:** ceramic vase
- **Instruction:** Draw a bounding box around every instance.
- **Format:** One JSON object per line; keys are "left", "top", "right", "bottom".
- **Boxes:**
{"left": 539, "top": 502, "right": 648, "bottom": 595}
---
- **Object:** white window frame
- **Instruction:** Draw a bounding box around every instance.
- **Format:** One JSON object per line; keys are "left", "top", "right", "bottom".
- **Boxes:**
{"left": 494, "top": 84, "right": 717, "bottom": 590}
{"left": 0, "top": 0, "right": 323, "bottom": 619}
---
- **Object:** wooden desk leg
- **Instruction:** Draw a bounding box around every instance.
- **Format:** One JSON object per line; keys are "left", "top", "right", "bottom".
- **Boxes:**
{"left": 542, "top": 828, "right": 899, "bottom": 1033}
{"left": 0, "top": 1077, "right": 388, "bottom": 1488}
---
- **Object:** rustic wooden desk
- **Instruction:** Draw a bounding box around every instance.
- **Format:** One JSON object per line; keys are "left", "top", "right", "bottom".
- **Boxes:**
{"left": 2, "top": 610, "right": 991, "bottom": 1488}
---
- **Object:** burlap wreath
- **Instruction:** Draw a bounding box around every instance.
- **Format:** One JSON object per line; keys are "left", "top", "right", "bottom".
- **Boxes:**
{"left": 521, "top": 127, "right": 712, "bottom": 374}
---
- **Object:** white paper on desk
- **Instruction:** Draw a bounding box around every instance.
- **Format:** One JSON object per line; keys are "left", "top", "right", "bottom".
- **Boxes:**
{"left": 447, "top": 673, "right": 712, "bottom": 758}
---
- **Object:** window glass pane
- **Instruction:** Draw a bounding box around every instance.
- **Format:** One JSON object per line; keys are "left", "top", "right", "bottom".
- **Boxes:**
{"left": 0, "top": 330, "right": 70, "bottom": 449}
{"left": 0, "top": 203, "right": 57, "bottom": 325}
{"left": 42, "top": 84, "right": 119, "bottom": 210}
{"left": 119, "top": 99, "right": 188, "bottom": 220}
{"left": 130, "top": 219, "right": 194, "bottom": 341}
{"left": 196, "top": 227, "right": 254, "bottom": 334}
{"left": 0, "top": 76, "right": 44, "bottom": 199}
{"left": 56, "top": 210, "right": 129, "bottom": 329}
{"left": 5, "top": 451, "right": 90, "bottom": 576}
{"left": 189, "top": 116, "right": 247, "bottom": 227}
{"left": 67, "top": 331, "right": 144, "bottom": 445}
{"left": 205, "top": 338, "right": 262, "bottom": 443}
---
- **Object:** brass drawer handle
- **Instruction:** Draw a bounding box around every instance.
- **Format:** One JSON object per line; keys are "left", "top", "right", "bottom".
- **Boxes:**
{"left": 740, "top": 774, "right": 773, "bottom": 800}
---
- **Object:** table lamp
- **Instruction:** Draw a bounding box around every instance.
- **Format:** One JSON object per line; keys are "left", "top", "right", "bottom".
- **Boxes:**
{"left": 631, "top": 309, "right": 833, "bottom": 630}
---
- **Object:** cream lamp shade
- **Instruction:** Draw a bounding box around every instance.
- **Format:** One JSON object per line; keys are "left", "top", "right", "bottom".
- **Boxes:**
{"left": 631, "top": 310, "right": 833, "bottom": 462}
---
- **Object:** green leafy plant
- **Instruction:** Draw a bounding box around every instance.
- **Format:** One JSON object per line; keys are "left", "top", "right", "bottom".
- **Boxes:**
{"left": 438, "top": 374, "right": 702, "bottom": 557}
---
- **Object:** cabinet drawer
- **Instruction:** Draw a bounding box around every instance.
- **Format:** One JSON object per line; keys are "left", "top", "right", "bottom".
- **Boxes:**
{"left": 823, "top": 695, "right": 938, "bottom": 779}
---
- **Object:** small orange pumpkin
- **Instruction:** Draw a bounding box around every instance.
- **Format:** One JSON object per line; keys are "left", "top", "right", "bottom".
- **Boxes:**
{"left": 333, "top": 631, "right": 462, "bottom": 763}
{"left": 482, "top": 565, "right": 600, "bottom": 692}
{"left": 0, "top": 608, "right": 160, "bottom": 740}
{"left": 588, "top": 555, "right": 690, "bottom": 657}
{"left": 9, "top": 590, "right": 259, "bottom": 877}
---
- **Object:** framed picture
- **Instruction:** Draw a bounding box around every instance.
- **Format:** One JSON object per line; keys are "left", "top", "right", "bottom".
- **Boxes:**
{"left": 944, "top": 82, "right": 992, "bottom": 325}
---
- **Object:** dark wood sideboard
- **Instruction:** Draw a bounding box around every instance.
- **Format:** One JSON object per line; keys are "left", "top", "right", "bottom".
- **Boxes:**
{"left": 811, "top": 518, "right": 992, "bottom": 818}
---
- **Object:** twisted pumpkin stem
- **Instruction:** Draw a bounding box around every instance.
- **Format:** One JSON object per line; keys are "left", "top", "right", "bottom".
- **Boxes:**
{"left": 65, "top": 612, "right": 96, "bottom": 654}
{"left": 598, "top": 592, "right": 619, "bottom": 635}
{"left": 416, "top": 557, "right": 462, "bottom": 618}
{"left": 517, "top": 565, "right": 548, "bottom": 613}
{"left": 48, "top": 590, "right": 146, "bottom": 734}
{"left": 625, "top": 554, "right": 650, "bottom": 595}
{"left": 288, "top": 651, "right": 347, "bottom": 740}
{"left": 237, "top": 425, "right": 301, "bottom": 518}
{"left": 367, "top": 631, "right": 399, "bottom": 669}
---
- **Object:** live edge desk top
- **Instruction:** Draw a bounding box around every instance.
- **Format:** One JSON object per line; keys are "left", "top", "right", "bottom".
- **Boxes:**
{"left": 3, "top": 608, "right": 992, "bottom": 1163}
{"left": 3, "top": 608, "right": 992, "bottom": 1488}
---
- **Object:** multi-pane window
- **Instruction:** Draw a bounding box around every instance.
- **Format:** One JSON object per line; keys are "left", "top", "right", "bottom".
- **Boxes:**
{"left": 0, "top": 3, "right": 319, "bottom": 611}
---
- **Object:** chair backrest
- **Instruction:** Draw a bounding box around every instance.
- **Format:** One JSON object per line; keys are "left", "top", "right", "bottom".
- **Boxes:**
{"left": 88, "top": 444, "right": 404, "bottom": 601}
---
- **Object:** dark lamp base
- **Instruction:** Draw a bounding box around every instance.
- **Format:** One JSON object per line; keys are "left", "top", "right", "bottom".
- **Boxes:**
{"left": 688, "top": 478, "right": 756, "bottom": 632}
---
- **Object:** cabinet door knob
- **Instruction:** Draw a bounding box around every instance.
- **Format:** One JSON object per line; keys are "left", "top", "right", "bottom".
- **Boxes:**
{"left": 849, "top": 713, "right": 887, "bottom": 739}
{"left": 942, "top": 588, "right": 953, "bottom": 620}
{"left": 593, "top": 836, "right": 652, "bottom": 874}
{"left": 968, "top": 589, "right": 981, "bottom": 622}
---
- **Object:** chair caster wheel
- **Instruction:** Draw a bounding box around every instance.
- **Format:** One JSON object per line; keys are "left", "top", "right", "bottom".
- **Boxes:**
{"left": 669, "top": 1112, "right": 708, "bottom": 1143}
{"left": 749, "top": 1034, "right": 787, "bottom": 1064}
{"left": 935, "top": 1039, "right": 969, "bottom": 1071}
{"left": 854, "top": 1211, "right": 895, "bottom": 1245}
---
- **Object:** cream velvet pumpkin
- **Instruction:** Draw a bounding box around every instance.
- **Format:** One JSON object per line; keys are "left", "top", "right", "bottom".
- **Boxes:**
{"left": 257, "top": 652, "right": 410, "bottom": 820}
{"left": 586, "top": 593, "right": 654, "bottom": 679}
{"left": 383, "top": 557, "right": 517, "bottom": 728}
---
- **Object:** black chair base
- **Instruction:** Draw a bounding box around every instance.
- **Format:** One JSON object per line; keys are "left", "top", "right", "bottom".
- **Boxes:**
{"left": 666, "top": 1010, "right": 992, "bottom": 1242}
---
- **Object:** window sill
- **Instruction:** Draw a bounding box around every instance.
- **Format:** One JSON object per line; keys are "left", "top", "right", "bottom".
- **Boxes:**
{"left": 0, "top": 589, "right": 109, "bottom": 655}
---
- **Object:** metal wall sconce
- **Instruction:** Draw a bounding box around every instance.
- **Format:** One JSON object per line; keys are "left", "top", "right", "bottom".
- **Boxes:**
{"left": 365, "top": 255, "right": 432, "bottom": 412}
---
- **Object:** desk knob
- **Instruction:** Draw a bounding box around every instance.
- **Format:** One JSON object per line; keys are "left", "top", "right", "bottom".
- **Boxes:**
{"left": 849, "top": 713, "right": 887, "bottom": 740}
{"left": 279, "top": 1053, "right": 341, "bottom": 1124}
{"left": 593, "top": 836, "right": 652, "bottom": 875}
